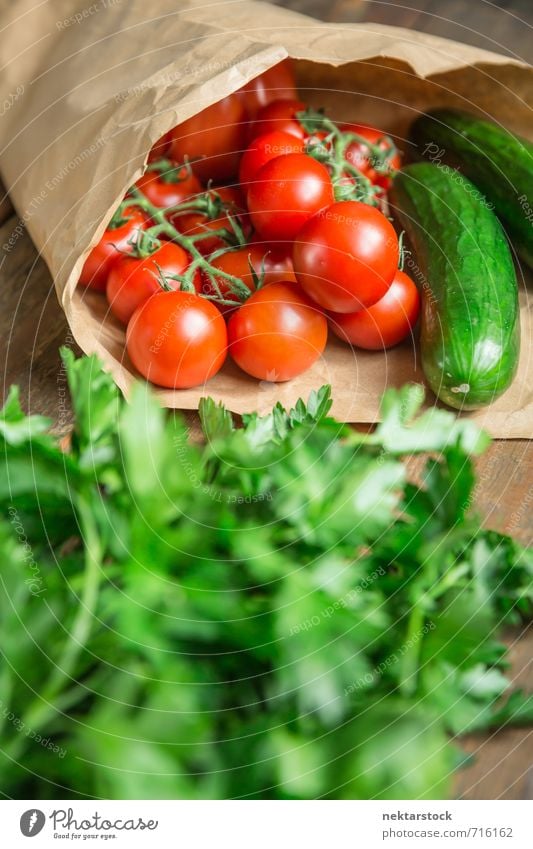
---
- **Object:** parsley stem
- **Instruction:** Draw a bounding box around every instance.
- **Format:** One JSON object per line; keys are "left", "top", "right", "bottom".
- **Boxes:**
{"left": 398, "top": 604, "right": 425, "bottom": 697}
{"left": 2, "top": 493, "right": 102, "bottom": 764}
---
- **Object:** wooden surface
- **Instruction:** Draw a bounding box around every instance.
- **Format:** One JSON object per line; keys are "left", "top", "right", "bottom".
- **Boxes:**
{"left": 0, "top": 0, "right": 531, "bottom": 800}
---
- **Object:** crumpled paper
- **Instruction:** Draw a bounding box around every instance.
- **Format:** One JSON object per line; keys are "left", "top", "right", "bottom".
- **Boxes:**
{"left": 0, "top": 0, "right": 531, "bottom": 436}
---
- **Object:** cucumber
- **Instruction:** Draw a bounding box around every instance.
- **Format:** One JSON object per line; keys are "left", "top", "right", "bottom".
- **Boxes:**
{"left": 411, "top": 109, "right": 533, "bottom": 268}
{"left": 390, "top": 162, "right": 520, "bottom": 410}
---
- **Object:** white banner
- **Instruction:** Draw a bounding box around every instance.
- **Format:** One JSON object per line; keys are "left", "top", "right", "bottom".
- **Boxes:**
{"left": 1, "top": 799, "right": 532, "bottom": 848}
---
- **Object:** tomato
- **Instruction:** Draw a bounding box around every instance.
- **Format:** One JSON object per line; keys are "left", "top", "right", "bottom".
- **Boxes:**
{"left": 168, "top": 94, "right": 248, "bottom": 183}
{"left": 127, "top": 291, "right": 227, "bottom": 389}
{"left": 107, "top": 241, "right": 200, "bottom": 325}
{"left": 216, "top": 186, "right": 246, "bottom": 208}
{"left": 247, "top": 153, "right": 334, "bottom": 241}
{"left": 227, "top": 280, "right": 327, "bottom": 381}
{"left": 147, "top": 130, "right": 173, "bottom": 163}
{"left": 135, "top": 166, "right": 202, "bottom": 209}
{"left": 171, "top": 186, "right": 251, "bottom": 256}
{"left": 293, "top": 200, "right": 399, "bottom": 313}
{"left": 329, "top": 270, "right": 420, "bottom": 349}
{"left": 205, "top": 244, "right": 296, "bottom": 314}
{"left": 251, "top": 99, "right": 307, "bottom": 141}
{"left": 249, "top": 234, "right": 296, "bottom": 281}
{"left": 237, "top": 59, "right": 297, "bottom": 118}
{"left": 239, "top": 130, "right": 304, "bottom": 187}
{"left": 204, "top": 246, "right": 262, "bottom": 314}
{"left": 341, "top": 124, "right": 401, "bottom": 189}
{"left": 78, "top": 206, "right": 148, "bottom": 292}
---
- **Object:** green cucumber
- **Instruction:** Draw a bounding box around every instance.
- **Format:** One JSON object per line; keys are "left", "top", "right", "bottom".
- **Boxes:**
{"left": 411, "top": 109, "right": 533, "bottom": 268}
{"left": 390, "top": 162, "right": 520, "bottom": 410}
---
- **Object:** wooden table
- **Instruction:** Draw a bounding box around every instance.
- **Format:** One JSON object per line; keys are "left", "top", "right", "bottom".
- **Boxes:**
{"left": 1, "top": 0, "right": 531, "bottom": 800}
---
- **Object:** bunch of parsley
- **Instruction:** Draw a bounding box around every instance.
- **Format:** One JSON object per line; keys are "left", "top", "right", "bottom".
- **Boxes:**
{"left": 0, "top": 350, "right": 531, "bottom": 799}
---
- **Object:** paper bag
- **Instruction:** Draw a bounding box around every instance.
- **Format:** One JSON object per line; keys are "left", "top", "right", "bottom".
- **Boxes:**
{"left": 0, "top": 0, "right": 531, "bottom": 436}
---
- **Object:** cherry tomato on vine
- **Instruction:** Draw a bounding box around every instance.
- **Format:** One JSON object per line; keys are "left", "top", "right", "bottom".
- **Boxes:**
{"left": 168, "top": 94, "right": 248, "bottom": 183}
{"left": 171, "top": 186, "right": 251, "bottom": 256}
{"left": 135, "top": 166, "right": 202, "bottom": 209}
{"left": 237, "top": 60, "right": 297, "bottom": 119}
{"left": 247, "top": 153, "right": 334, "bottom": 241}
{"left": 251, "top": 99, "right": 307, "bottom": 141}
{"left": 239, "top": 130, "right": 304, "bottom": 187}
{"left": 205, "top": 245, "right": 295, "bottom": 314}
{"left": 329, "top": 270, "right": 420, "bottom": 349}
{"left": 341, "top": 124, "right": 401, "bottom": 189}
{"left": 107, "top": 241, "right": 201, "bottom": 325}
{"left": 79, "top": 206, "right": 148, "bottom": 292}
{"left": 293, "top": 200, "right": 399, "bottom": 313}
{"left": 204, "top": 246, "right": 262, "bottom": 314}
{"left": 305, "top": 129, "right": 331, "bottom": 150}
{"left": 127, "top": 291, "right": 227, "bottom": 389}
{"left": 228, "top": 280, "right": 327, "bottom": 381}
{"left": 249, "top": 234, "right": 296, "bottom": 282}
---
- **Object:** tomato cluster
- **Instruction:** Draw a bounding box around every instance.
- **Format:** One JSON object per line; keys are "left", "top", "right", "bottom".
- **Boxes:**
{"left": 79, "top": 60, "right": 420, "bottom": 390}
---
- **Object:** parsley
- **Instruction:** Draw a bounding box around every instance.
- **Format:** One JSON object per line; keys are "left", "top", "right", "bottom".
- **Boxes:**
{"left": 0, "top": 350, "right": 530, "bottom": 799}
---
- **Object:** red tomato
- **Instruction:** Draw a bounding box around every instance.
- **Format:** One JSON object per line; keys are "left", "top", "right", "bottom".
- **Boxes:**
{"left": 168, "top": 94, "right": 248, "bottom": 183}
{"left": 135, "top": 166, "right": 202, "bottom": 209}
{"left": 239, "top": 131, "right": 304, "bottom": 188}
{"left": 247, "top": 153, "right": 334, "bottom": 241}
{"left": 293, "top": 200, "right": 399, "bottom": 313}
{"left": 107, "top": 241, "right": 200, "bottom": 325}
{"left": 204, "top": 246, "right": 262, "bottom": 309}
{"left": 147, "top": 130, "right": 173, "bottom": 163}
{"left": 228, "top": 280, "right": 327, "bottom": 381}
{"left": 329, "top": 270, "right": 420, "bottom": 349}
{"left": 78, "top": 206, "right": 148, "bottom": 292}
{"left": 341, "top": 124, "right": 401, "bottom": 189}
{"left": 171, "top": 186, "right": 251, "bottom": 256}
{"left": 217, "top": 185, "right": 246, "bottom": 208}
{"left": 249, "top": 234, "right": 296, "bottom": 281}
{"left": 205, "top": 245, "right": 296, "bottom": 314}
{"left": 237, "top": 60, "right": 297, "bottom": 118}
{"left": 127, "top": 291, "right": 227, "bottom": 389}
{"left": 251, "top": 99, "right": 307, "bottom": 141}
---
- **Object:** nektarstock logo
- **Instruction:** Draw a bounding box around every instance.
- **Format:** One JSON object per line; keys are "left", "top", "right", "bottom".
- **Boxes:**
{"left": 20, "top": 809, "right": 46, "bottom": 837}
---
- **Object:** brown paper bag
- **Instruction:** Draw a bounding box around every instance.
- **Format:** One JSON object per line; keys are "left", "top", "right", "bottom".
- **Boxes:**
{"left": 0, "top": 0, "right": 531, "bottom": 436}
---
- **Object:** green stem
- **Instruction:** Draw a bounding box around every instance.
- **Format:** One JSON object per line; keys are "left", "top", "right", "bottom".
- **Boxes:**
{"left": 108, "top": 200, "right": 141, "bottom": 229}
{"left": 144, "top": 157, "right": 193, "bottom": 184}
{"left": 128, "top": 186, "right": 254, "bottom": 302}
{"left": 202, "top": 293, "right": 245, "bottom": 307}
{"left": 299, "top": 108, "right": 398, "bottom": 205}
{"left": 398, "top": 603, "right": 425, "bottom": 697}
{"left": 1, "top": 493, "right": 102, "bottom": 765}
